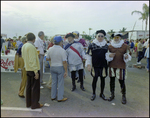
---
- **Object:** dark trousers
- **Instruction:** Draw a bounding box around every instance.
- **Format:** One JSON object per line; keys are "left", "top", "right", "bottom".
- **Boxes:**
{"left": 26, "top": 71, "right": 40, "bottom": 109}
{"left": 71, "top": 69, "right": 83, "bottom": 86}
{"left": 92, "top": 67, "right": 107, "bottom": 95}
{"left": 92, "top": 76, "right": 105, "bottom": 95}
{"left": 137, "top": 51, "right": 144, "bottom": 62}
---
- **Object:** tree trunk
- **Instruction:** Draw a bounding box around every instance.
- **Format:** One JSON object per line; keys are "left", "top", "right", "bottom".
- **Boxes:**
{"left": 142, "top": 20, "right": 143, "bottom": 31}
{"left": 145, "top": 19, "right": 147, "bottom": 31}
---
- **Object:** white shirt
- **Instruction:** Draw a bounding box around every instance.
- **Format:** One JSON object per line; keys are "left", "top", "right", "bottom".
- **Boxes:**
{"left": 46, "top": 45, "right": 67, "bottom": 67}
{"left": 34, "top": 37, "right": 44, "bottom": 55}
{"left": 66, "top": 42, "right": 86, "bottom": 65}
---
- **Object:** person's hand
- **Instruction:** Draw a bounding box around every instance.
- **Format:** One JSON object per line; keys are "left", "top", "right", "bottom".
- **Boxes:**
{"left": 64, "top": 72, "right": 67, "bottom": 78}
{"left": 34, "top": 72, "right": 39, "bottom": 80}
{"left": 109, "top": 53, "right": 115, "bottom": 58}
{"left": 125, "top": 54, "right": 128, "bottom": 60}
{"left": 87, "top": 65, "right": 91, "bottom": 72}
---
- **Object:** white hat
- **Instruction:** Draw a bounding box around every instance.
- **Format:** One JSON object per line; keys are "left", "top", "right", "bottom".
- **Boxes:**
{"left": 114, "top": 33, "right": 123, "bottom": 37}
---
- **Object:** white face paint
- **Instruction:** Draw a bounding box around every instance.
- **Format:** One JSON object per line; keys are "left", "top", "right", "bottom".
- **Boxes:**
{"left": 96, "top": 33, "right": 104, "bottom": 42}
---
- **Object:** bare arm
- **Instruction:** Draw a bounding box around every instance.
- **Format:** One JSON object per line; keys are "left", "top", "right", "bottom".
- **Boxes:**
{"left": 46, "top": 58, "right": 51, "bottom": 61}
{"left": 63, "top": 61, "right": 67, "bottom": 78}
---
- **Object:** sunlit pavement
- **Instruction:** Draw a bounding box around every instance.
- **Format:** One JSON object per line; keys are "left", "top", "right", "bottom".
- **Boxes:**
{"left": 1, "top": 53, "right": 149, "bottom": 117}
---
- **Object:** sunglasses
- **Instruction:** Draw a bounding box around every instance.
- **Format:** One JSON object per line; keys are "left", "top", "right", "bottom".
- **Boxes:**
{"left": 114, "top": 36, "right": 120, "bottom": 39}
{"left": 98, "top": 35, "right": 104, "bottom": 38}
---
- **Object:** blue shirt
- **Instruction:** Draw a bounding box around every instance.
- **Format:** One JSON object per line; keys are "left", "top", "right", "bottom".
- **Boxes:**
{"left": 16, "top": 40, "right": 22, "bottom": 47}
{"left": 130, "top": 42, "right": 134, "bottom": 48}
{"left": 17, "top": 43, "right": 23, "bottom": 55}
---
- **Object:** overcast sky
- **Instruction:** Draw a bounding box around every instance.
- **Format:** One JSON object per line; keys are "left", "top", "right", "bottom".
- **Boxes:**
{"left": 1, "top": 1, "right": 149, "bottom": 38}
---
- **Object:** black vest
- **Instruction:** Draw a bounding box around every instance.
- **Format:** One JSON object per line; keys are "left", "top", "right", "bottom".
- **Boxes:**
{"left": 87, "top": 43, "right": 108, "bottom": 68}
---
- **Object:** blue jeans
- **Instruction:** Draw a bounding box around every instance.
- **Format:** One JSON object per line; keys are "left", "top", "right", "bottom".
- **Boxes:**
{"left": 147, "top": 58, "right": 149, "bottom": 70}
{"left": 50, "top": 66, "right": 65, "bottom": 100}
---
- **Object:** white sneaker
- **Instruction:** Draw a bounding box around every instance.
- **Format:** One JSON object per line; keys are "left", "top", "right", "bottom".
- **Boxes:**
{"left": 40, "top": 86, "right": 44, "bottom": 89}
{"left": 137, "top": 62, "right": 141, "bottom": 64}
{"left": 41, "top": 82, "right": 47, "bottom": 85}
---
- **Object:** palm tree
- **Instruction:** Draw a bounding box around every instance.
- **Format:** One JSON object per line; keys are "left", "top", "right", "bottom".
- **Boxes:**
{"left": 82, "top": 31, "right": 86, "bottom": 35}
{"left": 89, "top": 28, "right": 92, "bottom": 36}
{"left": 44, "top": 36, "right": 48, "bottom": 40}
{"left": 119, "top": 27, "right": 127, "bottom": 34}
{"left": 107, "top": 29, "right": 115, "bottom": 35}
{"left": 131, "top": 3, "right": 149, "bottom": 31}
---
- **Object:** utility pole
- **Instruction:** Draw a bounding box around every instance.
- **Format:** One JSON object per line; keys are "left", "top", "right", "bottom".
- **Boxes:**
{"left": 130, "top": 21, "right": 136, "bottom": 40}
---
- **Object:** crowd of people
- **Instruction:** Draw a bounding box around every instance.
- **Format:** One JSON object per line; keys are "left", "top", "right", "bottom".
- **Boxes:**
{"left": 1, "top": 30, "right": 149, "bottom": 109}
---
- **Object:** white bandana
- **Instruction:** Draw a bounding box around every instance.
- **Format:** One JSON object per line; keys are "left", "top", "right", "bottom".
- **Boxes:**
{"left": 111, "top": 39, "right": 124, "bottom": 48}
{"left": 93, "top": 38, "right": 107, "bottom": 47}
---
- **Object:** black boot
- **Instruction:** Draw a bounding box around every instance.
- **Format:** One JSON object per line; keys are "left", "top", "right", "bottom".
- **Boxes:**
{"left": 80, "top": 85, "right": 85, "bottom": 91}
{"left": 79, "top": 69, "right": 85, "bottom": 91}
{"left": 71, "top": 85, "right": 76, "bottom": 91}
{"left": 100, "top": 93, "right": 107, "bottom": 101}
{"left": 91, "top": 94, "right": 96, "bottom": 101}
{"left": 77, "top": 78, "right": 80, "bottom": 83}
{"left": 71, "top": 78, "right": 76, "bottom": 91}
{"left": 119, "top": 80, "right": 127, "bottom": 104}
{"left": 100, "top": 77, "right": 107, "bottom": 101}
{"left": 108, "top": 77, "right": 115, "bottom": 101}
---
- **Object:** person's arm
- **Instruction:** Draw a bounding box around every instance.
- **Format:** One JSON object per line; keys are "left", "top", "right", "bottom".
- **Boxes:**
{"left": 85, "top": 44, "right": 92, "bottom": 72}
{"left": 46, "top": 49, "right": 51, "bottom": 61}
{"left": 63, "top": 61, "right": 67, "bottom": 78}
{"left": 144, "top": 48, "right": 148, "bottom": 58}
{"left": 105, "top": 46, "right": 115, "bottom": 62}
{"left": 62, "top": 50, "right": 68, "bottom": 78}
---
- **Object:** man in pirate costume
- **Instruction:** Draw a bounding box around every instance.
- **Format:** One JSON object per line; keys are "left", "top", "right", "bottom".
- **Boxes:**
{"left": 72, "top": 31, "right": 88, "bottom": 82}
{"left": 105, "top": 33, "right": 132, "bottom": 104}
{"left": 86, "top": 29, "right": 108, "bottom": 101}
{"left": 64, "top": 33, "right": 86, "bottom": 91}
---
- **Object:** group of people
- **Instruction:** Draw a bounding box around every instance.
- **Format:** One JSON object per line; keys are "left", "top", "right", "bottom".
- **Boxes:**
{"left": 2, "top": 29, "right": 148, "bottom": 110}
{"left": 127, "top": 38, "right": 149, "bottom": 72}
{"left": 11, "top": 29, "right": 135, "bottom": 110}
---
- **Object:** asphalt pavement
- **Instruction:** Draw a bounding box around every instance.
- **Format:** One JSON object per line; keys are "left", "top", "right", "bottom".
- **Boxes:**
{"left": 1, "top": 54, "right": 149, "bottom": 117}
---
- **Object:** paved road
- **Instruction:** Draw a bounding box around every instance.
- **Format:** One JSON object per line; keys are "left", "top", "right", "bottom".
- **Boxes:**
{"left": 1, "top": 54, "right": 149, "bottom": 117}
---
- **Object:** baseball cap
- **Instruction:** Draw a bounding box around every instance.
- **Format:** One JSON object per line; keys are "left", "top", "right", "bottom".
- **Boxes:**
{"left": 53, "top": 36, "right": 63, "bottom": 43}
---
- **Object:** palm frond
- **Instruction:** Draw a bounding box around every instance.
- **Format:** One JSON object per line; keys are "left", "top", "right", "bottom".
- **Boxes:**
{"left": 131, "top": 10, "right": 142, "bottom": 15}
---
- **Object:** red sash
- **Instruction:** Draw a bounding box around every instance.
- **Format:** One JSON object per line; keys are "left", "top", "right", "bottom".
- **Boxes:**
{"left": 70, "top": 46, "right": 83, "bottom": 61}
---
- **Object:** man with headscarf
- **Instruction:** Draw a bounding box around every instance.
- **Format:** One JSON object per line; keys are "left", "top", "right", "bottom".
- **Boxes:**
{"left": 105, "top": 33, "right": 132, "bottom": 104}
{"left": 86, "top": 29, "right": 108, "bottom": 101}
{"left": 72, "top": 31, "right": 88, "bottom": 82}
{"left": 64, "top": 33, "right": 86, "bottom": 91}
